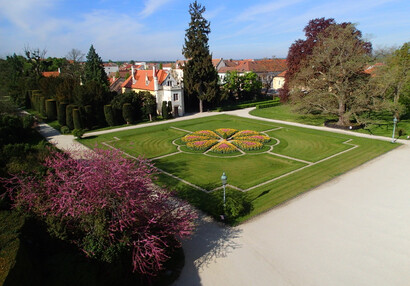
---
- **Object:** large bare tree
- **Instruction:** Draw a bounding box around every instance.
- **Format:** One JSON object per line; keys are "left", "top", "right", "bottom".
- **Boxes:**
{"left": 290, "top": 24, "right": 381, "bottom": 126}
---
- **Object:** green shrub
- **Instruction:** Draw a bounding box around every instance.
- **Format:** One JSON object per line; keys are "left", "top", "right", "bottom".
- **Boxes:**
{"left": 57, "top": 102, "right": 67, "bottom": 126}
{"left": 72, "top": 129, "right": 85, "bottom": 139}
{"left": 161, "top": 101, "right": 168, "bottom": 119}
{"left": 104, "top": 105, "right": 115, "bottom": 126}
{"left": 39, "top": 96, "right": 46, "bottom": 117}
{"left": 45, "top": 99, "right": 57, "bottom": 121}
{"left": 84, "top": 105, "right": 94, "bottom": 129}
{"left": 167, "top": 101, "right": 173, "bottom": 118}
{"left": 211, "top": 189, "right": 253, "bottom": 222}
{"left": 65, "top": 105, "right": 77, "bottom": 130}
{"left": 60, "top": 126, "right": 70, "bottom": 134}
{"left": 122, "top": 103, "right": 135, "bottom": 124}
{"left": 73, "top": 109, "right": 82, "bottom": 130}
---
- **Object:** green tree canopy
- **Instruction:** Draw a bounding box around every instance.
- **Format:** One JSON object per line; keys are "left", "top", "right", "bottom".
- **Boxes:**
{"left": 372, "top": 42, "right": 409, "bottom": 118}
{"left": 290, "top": 24, "right": 379, "bottom": 126}
{"left": 182, "top": 1, "right": 219, "bottom": 112}
{"left": 84, "top": 45, "right": 108, "bottom": 87}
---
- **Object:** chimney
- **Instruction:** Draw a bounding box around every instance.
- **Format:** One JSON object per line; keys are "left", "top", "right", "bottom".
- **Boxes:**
{"left": 153, "top": 66, "right": 158, "bottom": 91}
{"left": 58, "top": 67, "right": 61, "bottom": 74}
{"left": 131, "top": 66, "right": 136, "bottom": 84}
{"left": 153, "top": 66, "right": 157, "bottom": 78}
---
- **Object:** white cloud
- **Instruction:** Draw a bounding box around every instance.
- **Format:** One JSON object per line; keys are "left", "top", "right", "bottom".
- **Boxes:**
{"left": 139, "top": 0, "right": 174, "bottom": 18}
{"left": 235, "top": 0, "right": 304, "bottom": 21}
{"left": 0, "top": 0, "right": 56, "bottom": 31}
{"left": 204, "top": 6, "right": 225, "bottom": 20}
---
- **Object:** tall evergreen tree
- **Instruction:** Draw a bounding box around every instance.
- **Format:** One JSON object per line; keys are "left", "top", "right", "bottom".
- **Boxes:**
{"left": 182, "top": 1, "right": 219, "bottom": 112}
{"left": 83, "top": 45, "right": 109, "bottom": 87}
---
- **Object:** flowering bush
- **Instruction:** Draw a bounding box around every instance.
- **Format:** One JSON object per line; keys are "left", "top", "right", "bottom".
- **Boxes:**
{"left": 232, "top": 130, "right": 260, "bottom": 138}
{"left": 191, "top": 130, "right": 219, "bottom": 138}
{"left": 181, "top": 134, "right": 209, "bottom": 142}
{"left": 231, "top": 140, "right": 263, "bottom": 151}
{"left": 210, "top": 140, "right": 238, "bottom": 153}
{"left": 186, "top": 140, "right": 218, "bottom": 151}
{"left": 1, "top": 148, "right": 197, "bottom": 276}
{"left": 180, "top": 128, "right": 271, "bottom": 154}
{"left": 215, "top": 128, "right": 237, "bottom": 139}
{"left": 234, "top": 134, "right": 271, "bottom": 143}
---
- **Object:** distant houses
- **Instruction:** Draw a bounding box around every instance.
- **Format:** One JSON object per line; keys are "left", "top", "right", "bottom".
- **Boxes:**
{"left": 107, "top": 57, "right": 288, "bottom": 117}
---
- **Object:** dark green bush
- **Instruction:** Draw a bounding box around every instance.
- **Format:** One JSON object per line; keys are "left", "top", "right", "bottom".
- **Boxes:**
{"left": 58, "top": 102, "right": 67, "bottom": 126}
{"left": 65, "top": 105, "right": 77, "bottom": 130}
{"left": 211, "top": 189, "right": 253, "bottom": 222}
{"left": 167, "top": 101, "right": 173, "bottom": 118}
{"left": 60, "top": 126, "right": 70, "bottom": 134}
{"left": 104, "top": 105, "right": 115, "bottom": 126}
{"left": 73, "top": 109, "right": 82, "bottom": 130}
{"left": 72, "top": 129, "right": 85, "bottom": 139}
{"left": 84, "top": 105, "right": 94, "bottom": 129}
{"left": 45, "top": 99, "right": 57, "bottom": 121}
{"left": 122, "top": 103, "right": 135, "bottom": 124}
{"left": 39, "top": 96, "right": 46, "bottom": 117}
{"left": 161, "top": 101, "right": 168, "bottom": 119}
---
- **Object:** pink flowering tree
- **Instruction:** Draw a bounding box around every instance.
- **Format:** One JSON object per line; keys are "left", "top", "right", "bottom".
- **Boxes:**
{"left": 2, "top": 148, "right": 197, "bottom": 276}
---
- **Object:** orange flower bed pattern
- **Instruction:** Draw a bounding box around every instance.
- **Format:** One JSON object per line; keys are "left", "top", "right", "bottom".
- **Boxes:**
{"left": 181, "top": 129, "right": 270, "bottom": 153}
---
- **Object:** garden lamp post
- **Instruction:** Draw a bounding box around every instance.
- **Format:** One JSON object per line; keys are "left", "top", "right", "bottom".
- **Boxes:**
{"left": 392, "top": 117, "right": 397, "bottom": 143}
{"left": 221, "top": 172, "right": 227, "bottom": 211}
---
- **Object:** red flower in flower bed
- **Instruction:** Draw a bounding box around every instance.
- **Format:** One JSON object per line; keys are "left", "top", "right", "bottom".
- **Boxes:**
{"left": 181, "top": 129, "right": 270, "bottom": 153}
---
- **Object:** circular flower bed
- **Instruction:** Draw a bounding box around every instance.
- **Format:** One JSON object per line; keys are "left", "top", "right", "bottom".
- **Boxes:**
{"left": 181, "top": 129, "right": 270, "bottom": 153}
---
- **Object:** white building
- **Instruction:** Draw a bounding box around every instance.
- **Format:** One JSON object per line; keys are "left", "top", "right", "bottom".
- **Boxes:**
{"left": 121, "top": 67, "right": 184, "bottom": 117}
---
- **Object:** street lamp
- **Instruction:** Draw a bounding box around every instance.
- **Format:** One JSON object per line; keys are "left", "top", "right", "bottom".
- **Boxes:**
{"left": 221, "top": 172, "right": 227, "bottom": 211}
{"left": 392, "top": 117, "right": 397, "bottom": 143}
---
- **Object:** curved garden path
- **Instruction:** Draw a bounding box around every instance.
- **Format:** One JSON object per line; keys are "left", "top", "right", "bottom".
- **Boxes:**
{"left": 35, "top": 108, "right": 410, "bottom": 286}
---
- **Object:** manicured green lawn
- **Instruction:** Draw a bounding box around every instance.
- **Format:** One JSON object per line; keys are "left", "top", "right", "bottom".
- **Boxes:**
{"left": 251, "top": 104, "right": 336, "bottom": 126}
{"left": 250, "top": 104, "right": 410, "bottom": 139}
{"left": 267, "top": 127, "right": 351, "bottom": 162}
{"left": 155, "top": 153, "right": 305, "bottom": 190}
{"left": 79, "top": 114, "right": 399, "bottom": 224}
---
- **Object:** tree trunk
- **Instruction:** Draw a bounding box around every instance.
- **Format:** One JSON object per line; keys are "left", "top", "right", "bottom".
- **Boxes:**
{"left": 199, "top": 99, "right": 203, "bottom": 113}
{"left": 337, "top": 100, "right": 349, "bottom": 126}
{"left": 149, "top": 113, "right": 152, "bottom": 122}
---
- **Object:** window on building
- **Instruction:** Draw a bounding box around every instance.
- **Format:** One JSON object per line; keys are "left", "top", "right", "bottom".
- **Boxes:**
{"left": 173, "top": 93, "right": 179, "bottom": 101}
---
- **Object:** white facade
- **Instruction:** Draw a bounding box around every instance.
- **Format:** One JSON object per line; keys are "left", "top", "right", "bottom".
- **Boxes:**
{"left": 104, "top": 64, "right": 119, "bottom": 75}
{"left": 272, "top": 76, "right": 285, "bottom": 90}
{"left": 155, "top": 73, "right": 184, "bottom": 117}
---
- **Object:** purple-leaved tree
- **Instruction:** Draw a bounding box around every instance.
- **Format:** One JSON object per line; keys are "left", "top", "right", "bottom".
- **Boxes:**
{"left": 2, "top": 148, "right": 197, "bottom": 276}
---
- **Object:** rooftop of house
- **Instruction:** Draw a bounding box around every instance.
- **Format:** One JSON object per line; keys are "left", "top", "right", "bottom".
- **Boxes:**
{"left": 364, "top": 63, "right": 384, "bottom": 76}
{"left": 42, "top": 71, "right": 60, "bottom": 77}
{"left": 219, "top": 59, "right": 287, "bottom": 73}
{"left": 121, "top": 69, "right": 168, "bottom": 91}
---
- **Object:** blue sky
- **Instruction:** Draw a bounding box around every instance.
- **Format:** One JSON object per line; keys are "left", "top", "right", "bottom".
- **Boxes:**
{"left": 0, "top": 0, "right": 409, "bottom": 61}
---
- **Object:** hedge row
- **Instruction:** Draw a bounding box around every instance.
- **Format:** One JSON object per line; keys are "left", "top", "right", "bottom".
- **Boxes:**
{"left": 255, "top": 102, "right": 280, "bottom": 109}
{"left": 217, "top": 99, "right": 279, "bottom": 111}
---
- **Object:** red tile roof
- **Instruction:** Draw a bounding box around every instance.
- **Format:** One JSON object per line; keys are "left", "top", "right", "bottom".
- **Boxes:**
{"left": 42, "top": 71, "right": 60, "bottom": 77}
{"left": 364, "top": 63, "right": 384, "bottom": 76}
{"left": 277, "top": 71, "right": 287, "bottom": 77}
{"left": 121, "top": 69, "right": 168, "bottom": 91}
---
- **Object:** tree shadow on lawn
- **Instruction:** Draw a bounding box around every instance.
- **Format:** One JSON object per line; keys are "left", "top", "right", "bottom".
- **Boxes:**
{"left": 173, "top": 213, "right": 243, "bottom": 285}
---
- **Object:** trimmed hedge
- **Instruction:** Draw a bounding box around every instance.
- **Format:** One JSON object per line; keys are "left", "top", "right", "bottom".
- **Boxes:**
{"left": 39, "top": 97, "right": 46, "bottom": 117}
{"left": 45, "top": 99, "right": 57, "bottom": 121}
{"left": 161, "top": 101, "right": 168, "bottom": 119}
{"left": 65, "top": 105, "right": 77, "bottom": 130}
{"left": 73, "top": 109, "right": 82, "bottom": 130}
{"left": 84, "top": 105, "right": 93, "bottom": 129}
{"left": 104, "top": 105, "right": 115, "bottom": 126}
{"left": 218, "top": 99, "right": 279, "bottom": 111}
{"left": 58, "top": 102, "right": 68, "bottom": 126}
{"left": 122, "top": 103, "right": 135, "bottom": 124}
{"left": 255, "top": 102, "right": 280, "bottom": 109}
